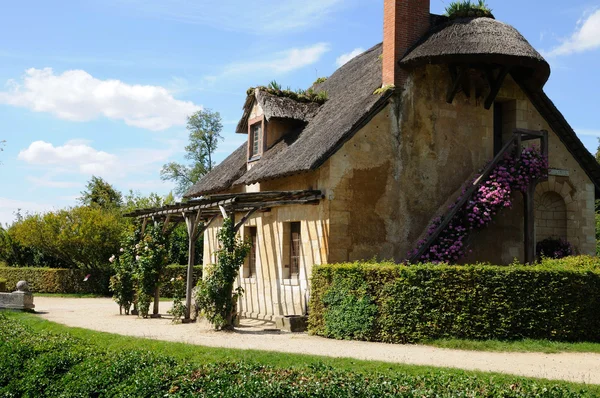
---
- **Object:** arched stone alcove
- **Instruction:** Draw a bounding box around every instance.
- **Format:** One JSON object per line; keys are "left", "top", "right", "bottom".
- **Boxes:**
{"left": 535, "top": 191, "right": 567, "bottom": 241}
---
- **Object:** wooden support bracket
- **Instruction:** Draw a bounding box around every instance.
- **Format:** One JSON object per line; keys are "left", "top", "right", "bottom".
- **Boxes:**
{"left": 484, "top": 66, "right": 511, "bottom": 110}
{"left": 234, "top": 207, "right": 261, "bottom": 233}
{"left": 446, "top": 65, "right": 467, "bottom": 104}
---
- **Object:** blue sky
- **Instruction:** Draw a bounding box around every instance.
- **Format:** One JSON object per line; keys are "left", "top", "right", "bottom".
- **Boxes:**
{"left": 1, "top": 0, "right": 599, "bottom": 225}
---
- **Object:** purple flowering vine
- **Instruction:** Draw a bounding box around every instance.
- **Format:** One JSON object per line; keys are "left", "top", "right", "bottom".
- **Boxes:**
{"left": 410, "top": 146, "right": 548, "bottom": 264}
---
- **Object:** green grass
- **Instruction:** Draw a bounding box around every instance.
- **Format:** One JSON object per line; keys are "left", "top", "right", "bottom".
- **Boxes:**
{"left": 426, "top": 338, "right": 600, "bottom": 354}
{"left": 5, "top": 311, "right": 600, "bottom": 394}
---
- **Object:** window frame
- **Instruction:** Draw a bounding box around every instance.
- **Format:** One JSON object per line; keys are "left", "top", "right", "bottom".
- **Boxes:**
{"left": 289, "top": 222, "right": 301, "bottom": 278}
{"left": 247, "top": 226, "right": 258, "bottom": 278}
{"left": 248, "top": 116, "right": 265, "bottom": 161}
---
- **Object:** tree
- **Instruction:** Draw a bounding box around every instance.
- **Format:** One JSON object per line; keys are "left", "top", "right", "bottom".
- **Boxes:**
{"left": 79, "top": 176, "right": 123, "bottom": 209}
{"left": 10, "top": 206, "right": 123, "bottom": 270}
{"left": 596, "top": 138, "right": 600, "bottom": 163}
{"left": 161, "top": 109, "right": 223, "bottom": 196}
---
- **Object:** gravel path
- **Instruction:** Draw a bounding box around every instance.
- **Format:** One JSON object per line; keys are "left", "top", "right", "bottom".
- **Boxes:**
{"left": 32, "top": 297, "right": 600, "bottom": 385}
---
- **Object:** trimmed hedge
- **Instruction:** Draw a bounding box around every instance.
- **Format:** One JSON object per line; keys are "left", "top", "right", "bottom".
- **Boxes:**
{"left": 309, "top": 257, "right": 600, "bottom": 343}
{"left": 0, "top": 278, "right": 5, "bottom": 292}
{"left": 0, "top": 267, "right": 111, "bottom": 295}
{"left": 159, "top": 265, "right": 202, "bottom": 297}
{"left": 0, "top": 314, "right": 593, "bottom": 397}
{"left": 0, "top": 265, "right": 202, "bottom": 297}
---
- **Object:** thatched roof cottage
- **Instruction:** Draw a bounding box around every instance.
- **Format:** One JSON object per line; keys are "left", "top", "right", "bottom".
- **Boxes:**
{"left": 179, "top": 1, "right": 600, "bottom": 321}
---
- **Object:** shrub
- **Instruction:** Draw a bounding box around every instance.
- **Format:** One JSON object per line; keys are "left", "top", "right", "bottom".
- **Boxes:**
{"left": 8, "top": 206, "right": 123, "bottom": 270}
{"left": 0, "top": 267, "right": 111, "bottom": 295}
{"left": 445, "top": 0, "right": 494, "bottom": 19}
{"left": 160, "top": 265, "right": 202, "bottom": 297}
{"left": 0, "top": 278, "right": 5, "bottom": 292}
{"left": 309, "top": 258, "right": 600, "bottom": 343}
{"left": 537, "top": 237, "right": 575, "bottom": 259}
{"left": 0, "top": 314, "right": 594, "bottom": 397}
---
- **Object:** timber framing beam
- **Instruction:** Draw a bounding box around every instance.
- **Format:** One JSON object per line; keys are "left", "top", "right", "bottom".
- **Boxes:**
{"left": 484, "top": 66, "right": 511, "bottom": 110}
{"left": 446, "top": 65, "right": 467, "bottom": 104}
{"left": 234, "top": 207, "right": 261, "bottom": 233}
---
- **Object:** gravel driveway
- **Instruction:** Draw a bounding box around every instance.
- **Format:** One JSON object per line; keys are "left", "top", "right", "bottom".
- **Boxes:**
{"left": 31, "top": 297, "right": 600, "bottom": 385}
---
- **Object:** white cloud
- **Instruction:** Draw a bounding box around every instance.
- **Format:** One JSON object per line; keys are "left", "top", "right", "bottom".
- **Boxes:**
{"left": 18, "top": 138, "right": 184, "bottom": 186}
{"left": 110, "top": 0, "right": 346, "bottom": 34}
{"left": 335, "top": 48, "right": 365, "bottom": 67}
{"left": 546, "top": 9, "right": 600, "bottom": 57}
{"left": 216, "top": 43, "right": 331, "bottom": 78}
{"left": 0, "top": 68, "right": 201, "bottom": 131}
{"left": 18, "top": 140, "right": 118, "bottom": 176}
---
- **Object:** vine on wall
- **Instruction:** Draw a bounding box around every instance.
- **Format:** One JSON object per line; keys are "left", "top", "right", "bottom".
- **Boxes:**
{"left": 410, "top": 146, "right": 548, "bottom": 263}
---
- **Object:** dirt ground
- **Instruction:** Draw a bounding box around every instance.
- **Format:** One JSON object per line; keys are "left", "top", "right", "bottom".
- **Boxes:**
{"left": 31, "top": 297, "right": 600, "bottom": 385}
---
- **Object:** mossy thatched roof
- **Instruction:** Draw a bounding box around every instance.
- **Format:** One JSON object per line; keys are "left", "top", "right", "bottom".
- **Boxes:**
{"left": 401, "top": 17, "right": 550, "bottom": 88}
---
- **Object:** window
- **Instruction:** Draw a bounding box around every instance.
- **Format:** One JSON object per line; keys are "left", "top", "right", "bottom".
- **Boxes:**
{"left": 289, "top": 222, "right": 301, "bottom": 277}
{"left": 247, "top": 227, "right": 257, "bottom": 278}
{"left": 250, "top": 123, "right": 262, "bottom": 159}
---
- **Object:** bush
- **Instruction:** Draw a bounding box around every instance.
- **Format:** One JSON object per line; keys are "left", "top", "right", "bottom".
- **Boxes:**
{"left": 160, "top": 265, "right": 202, "bottom": 297}
{"left": 309, "top": 257, "right": 600, "bottom": 343}
{"left": 537, "top": 237, "right": 574, "bottom": 259}
{"left": 7, "top": 206, "right": 123, "bottom": 270}
{"left": 0, "top": 278, "right": 5, "bottom": 292}
{"left": 0, "top": 267, "right": 111, "bottom": 295}
{"left": 0, "top": 314, "right": 593, "bottom": 397}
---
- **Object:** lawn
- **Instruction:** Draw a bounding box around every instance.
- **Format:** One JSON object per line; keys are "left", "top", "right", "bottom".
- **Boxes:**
{"left": 426, "top": 338, "right": 600, "bottom": 354}
{"left": 3, "top": 311, "right": 600, "bottom": 396}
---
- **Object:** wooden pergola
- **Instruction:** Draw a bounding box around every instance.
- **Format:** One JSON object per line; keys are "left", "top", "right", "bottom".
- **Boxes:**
{"left": 124, "top": 190, "right": 323, "bottom": 321}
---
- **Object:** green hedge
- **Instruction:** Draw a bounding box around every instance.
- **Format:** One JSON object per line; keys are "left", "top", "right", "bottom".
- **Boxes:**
{"left": 0, "top": 278, "right": 5, "bottom": 292}
{"left": 0, "top": 265, "right": 202, "bottom": 297}
{"left": 0, "top": 267, "right": 111, "bottom": 295}
{"left": 309, "top": 257, "right": 600, "bottom": 343}
{"left": 159, "top": 265, "right": 202, "bottom": 297}
{"left": 0, "top": 314, "right": 592, "bottom": 397}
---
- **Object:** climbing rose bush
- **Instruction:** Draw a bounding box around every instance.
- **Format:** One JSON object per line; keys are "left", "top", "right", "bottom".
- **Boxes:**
{"left": 411, "top": 146, "right": 548, "bottom": 263}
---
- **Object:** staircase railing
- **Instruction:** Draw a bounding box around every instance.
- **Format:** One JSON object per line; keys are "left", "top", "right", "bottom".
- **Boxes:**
{"left": 409, "top": 129, "right": 548, "bottom": 264}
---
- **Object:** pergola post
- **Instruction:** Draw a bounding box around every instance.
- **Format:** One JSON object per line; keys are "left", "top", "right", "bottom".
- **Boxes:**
{"left": 183, "top": 211, "right": 201, "bottom": 322}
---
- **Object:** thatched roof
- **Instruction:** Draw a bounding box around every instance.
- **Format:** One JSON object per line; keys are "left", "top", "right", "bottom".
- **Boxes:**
{"left": 184, "top": 142, "right": 247, "bottom": 198}
{"left": 516, "top": 79, "right": 600, "bottom": 194}
{"left": 235, "top": 89, "right": 322, "bottom": 135}
{"left": 401, "top": 17, "right": 550, "bottom": 88}
{"left": 234, "top": 43, "right": 392, "bottom": 186}
{"left": 186, "top": 16, "right": 600, "bottom": 198}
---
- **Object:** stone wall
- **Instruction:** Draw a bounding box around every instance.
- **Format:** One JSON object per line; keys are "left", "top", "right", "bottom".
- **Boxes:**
{"left": 202, "top": 64, "right": 596, "bottom": 320}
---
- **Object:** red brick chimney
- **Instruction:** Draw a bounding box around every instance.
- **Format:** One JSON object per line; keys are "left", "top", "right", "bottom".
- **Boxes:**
{"left": 383, "top": 0, "right": 431, "bottom": 88}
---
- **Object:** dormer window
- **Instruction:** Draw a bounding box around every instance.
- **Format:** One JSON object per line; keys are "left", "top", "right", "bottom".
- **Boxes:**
{"left": 250, "top": 122, "right": 262, "bottom": 159}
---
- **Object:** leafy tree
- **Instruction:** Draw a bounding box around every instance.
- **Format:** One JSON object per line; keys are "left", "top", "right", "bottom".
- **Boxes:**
{"left": 195, "top": 218, "right": 250, "bottom": 330}
{"left": 596, "top": 138, "right": 600, "bottom": 163}
{"left": 122, "top": 190, "right": 174, "bottom": 213}
{"left": 79, "top": 176, "right": 123, "bottom": 209}
{"left": 10, "top": 206, "right": 122, "bottom": 270}
{"left": 161, "top": 109, "right": 223, "bottom": 196}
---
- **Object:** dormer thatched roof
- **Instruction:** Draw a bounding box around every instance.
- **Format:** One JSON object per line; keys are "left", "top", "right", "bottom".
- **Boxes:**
{"left": 401, "top": 17, "right": 550, "bottom": 88}
{"left": 235, "top": 89, "right": 322, "bottom": 135}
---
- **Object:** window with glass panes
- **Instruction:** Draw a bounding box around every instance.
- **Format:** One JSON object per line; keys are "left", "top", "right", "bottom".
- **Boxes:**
{"left": 289, "top": 222, "right": 301, "bottom": 276}
{"left": 248, "top": 227, "right": 257, "bottom": 277}
{"left": 250, "top": 123, "right": 262, "bottom": 158}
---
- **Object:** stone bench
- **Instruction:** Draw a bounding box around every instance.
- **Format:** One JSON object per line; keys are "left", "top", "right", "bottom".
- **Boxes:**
{"left": 0, "top": 281, "right": 35, "bottom": 311}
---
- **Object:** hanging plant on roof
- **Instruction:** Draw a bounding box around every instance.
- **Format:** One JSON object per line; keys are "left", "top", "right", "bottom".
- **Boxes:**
{"left": 247, "top": 80, "right": 328, "bottom": 105}
{"left": 409, "top": 146, "right": 548, "bottom": 264}
{"left": 445, "top": 0, "right": 494, "bottom": 19}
